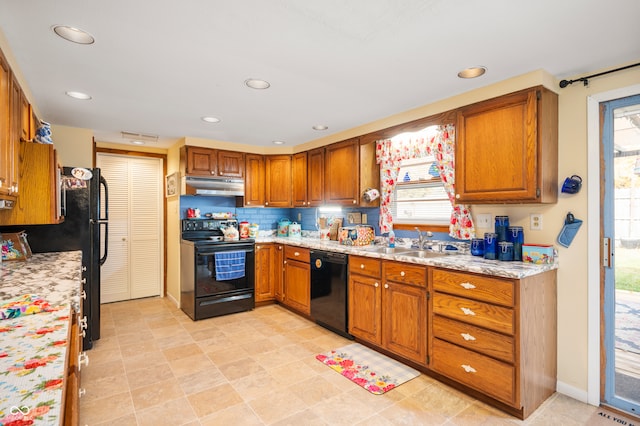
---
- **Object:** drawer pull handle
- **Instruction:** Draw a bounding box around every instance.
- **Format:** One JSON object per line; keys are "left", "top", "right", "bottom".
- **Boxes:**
{"left": 400, "top": 271, "right": 405, "bottom": 277}
{"left": 461, "top": 307, "right": 476, "bottom": 316}
{"left": 460, "top": 282, "right": 476, "bottom": 290}
{"left": 461, "top": 364, "right": 477, "bottom": 373}
{"left": 384, "top": 283, "right": 389, "bottom": 289}
{"left": 78, "top": 352, "right": 90, "bottom": 370}
{"left": 294, "top": 252, "right": 300, "bottom": 256}
{"left": 374, "top": 282, "right": 379, "bottom": 288}
{"left": 360, "top": 264, "right": 365, "bottom": 269}
{"left": 461, "top": 333, "right": 476, "bottom": 341}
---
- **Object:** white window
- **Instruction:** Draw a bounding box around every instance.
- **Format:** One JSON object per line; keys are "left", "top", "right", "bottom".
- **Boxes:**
{"left": 391, "top": 156, "right": 452, "bottom": 225}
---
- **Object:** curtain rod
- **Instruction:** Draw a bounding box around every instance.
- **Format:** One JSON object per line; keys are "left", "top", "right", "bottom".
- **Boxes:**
{"left": 559, "top": 62, "right": 640, "bottom": 88}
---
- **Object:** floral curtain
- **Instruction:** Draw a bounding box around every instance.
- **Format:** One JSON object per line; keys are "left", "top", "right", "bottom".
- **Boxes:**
{"left": 375, "top": 124, "right": 475, "bottom": 239}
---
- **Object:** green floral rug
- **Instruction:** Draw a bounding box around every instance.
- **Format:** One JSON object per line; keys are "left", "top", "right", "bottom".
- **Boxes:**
{"left": 315, "top": 343, "right": 419, "bottom": 395}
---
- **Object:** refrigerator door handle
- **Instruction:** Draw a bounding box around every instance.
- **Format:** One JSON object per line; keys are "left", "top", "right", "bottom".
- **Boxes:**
{"left": 99, "top": 221, "right": 108, "bottom": 265}
{"left": 99, "top": 175, "right": 109, "bottom": 266}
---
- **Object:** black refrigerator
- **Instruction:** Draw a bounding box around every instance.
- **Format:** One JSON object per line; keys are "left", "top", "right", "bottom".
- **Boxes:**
{"left": 0, "top": 167, "right": 108, "bottom": 350}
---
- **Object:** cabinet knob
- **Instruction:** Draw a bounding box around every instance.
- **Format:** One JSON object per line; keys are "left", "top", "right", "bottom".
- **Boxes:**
{"left": 360, "top": 264, "right": 365, "bottom": 269}
{"left": 256, "top": 245, "right": 261, "bottom": 250}
{"left": 211, "top": 171, "right": 215, "bottom": 175}
{"left": 247, "top": 202, "right": 251, "bottom": 205}
{"left": 460, "top": 282, "right": 476, "bottom": 290}
{"left": 265, "top": 202, "right": 269, "bottom": 205}
{"left": 400, "top": 271, "right": 405, "bottom": 277}
{"left": 294, "top": 252, "right": 300, "bottom": 256}
{"left": 384, "top": 283, "right": 389, "bottom": 289}
{"left": 461, "top": 364, "right": 477, "bottom": 374}
{"left": 352, "top": 200, "right": 356, "bottom": 204}
{"left": 374, "top": 282, "right": 379, "bottom": 288}
{"left": 455, "top": 194, "right": 460, "bottom": 199}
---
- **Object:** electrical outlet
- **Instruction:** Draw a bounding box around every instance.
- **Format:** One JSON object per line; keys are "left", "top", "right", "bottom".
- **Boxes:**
{"left": 476, "top": 213, "right": 492, "bottom": 228}
{"left": 530, "top": 213, "right": 543, "bottom": 230}
{"left": 362, "top": 213, "right": 368, "bottom": 224}
{"left": 297, "top": 212, "right": 302, "bottom": 221}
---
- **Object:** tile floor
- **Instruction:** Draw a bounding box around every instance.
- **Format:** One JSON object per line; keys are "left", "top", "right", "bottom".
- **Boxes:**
{"left": 80, "top": 297, "right": 599, "bottom": 425}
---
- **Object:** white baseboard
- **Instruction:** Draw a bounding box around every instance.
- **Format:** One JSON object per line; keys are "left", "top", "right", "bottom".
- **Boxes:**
{"left": 556, "top": 381, "right": 592, "bottom": 405}
{"left": 166, "top": 293, "right": 179, "bottom": 308}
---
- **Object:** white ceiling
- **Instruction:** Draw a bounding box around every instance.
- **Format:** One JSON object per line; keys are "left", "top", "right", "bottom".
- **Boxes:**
{"left": 1, "top": 0, "right": 639, "bottom": 149}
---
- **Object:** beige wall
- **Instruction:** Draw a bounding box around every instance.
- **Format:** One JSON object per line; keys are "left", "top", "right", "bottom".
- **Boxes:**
{"left": 49, "top": 125, "right": 94, "bottom": 168}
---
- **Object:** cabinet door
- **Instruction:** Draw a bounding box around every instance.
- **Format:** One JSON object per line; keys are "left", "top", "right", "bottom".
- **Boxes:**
{"left": 455, "top": 87, "right": 558, "bottom": 203}
{"left": 0, "top": 142, "right": 61, "bottom": 225}
{"left": 274, "top": 245, "right": 284, "bottom": 302}
{"left": 0, "top": 52, "right": 10, "bottom": 196}
{"left": 186, "top": 146, "right": 216, "bottom": 176}
{"left": 292, "top": 152, "right": 308, "bottom": 207}
{"left": 284, "top": 259, "right": 310, "bottom": 315}
{"left": 244, "top": 154, "right": 265, "bottom": 206}
{"left": 217, "top": 150, "right": 244, "bottom": 178}
{"left": 307, "top": 147, "right": 324, "bottom": 206}
{"left": 348, "top": 274, "right": 382, "bottom": 345}
{"left": 255, "top": 244, "right": 275, "bottom": 302}
{"left": 20, "top": 92, "right": 29, "bottom": 143}
{"left": 8, "top": 74, "right": 20, "bottom": 195}
{"left": 265, "top": 155, "right": 292, "bottom": 207}
{"left": 325, "top": 138, "right": 359, "bottom": 206}
{"left": 383, "top": 281, "right": 427, "bottom": 364}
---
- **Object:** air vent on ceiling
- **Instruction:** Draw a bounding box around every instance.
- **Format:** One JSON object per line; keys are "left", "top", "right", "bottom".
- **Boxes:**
{"left": 121, "top": 131, "right": 158, "bottom": 143}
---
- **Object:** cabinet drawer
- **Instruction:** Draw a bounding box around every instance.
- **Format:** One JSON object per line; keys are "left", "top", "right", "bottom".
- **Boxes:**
{"left": 432, "top": 268, "right": 514, "bottom": 306}
{"left": 433, "top": 293, "right": 514, "bottom": 335}
{"left": 431, "top": 338, "right": 515, "bottom": 406}
{"left": 432, "top": 315, "right": 514, "bottom": 363}
{"left": 383, "top": 262, "right": 426, "bottom": 288}
{"left": 285, "top": 246, "right": 310, "bottom": 263}
{"left": 349, "top": 255, "right": 381, "bottom": 278}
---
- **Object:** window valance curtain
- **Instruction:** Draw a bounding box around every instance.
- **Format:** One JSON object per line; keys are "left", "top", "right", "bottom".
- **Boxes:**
{"left": 375, "top": 124, "right": 475, "bottom": 239}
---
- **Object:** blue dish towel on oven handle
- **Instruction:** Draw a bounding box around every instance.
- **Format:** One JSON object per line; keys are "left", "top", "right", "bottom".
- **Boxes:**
{"left": 214, "top": 250, "right": 246, "bottom": 281}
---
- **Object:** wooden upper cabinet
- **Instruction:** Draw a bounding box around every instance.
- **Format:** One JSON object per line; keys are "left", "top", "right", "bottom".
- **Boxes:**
{"left": 217, "top": 150, "right": 244, "bottom": 178}
{"left": 20, "top": 91, "right": 30, "bottom": 142}
{"left": 307, "top": 147, "right": 325, "bottom": 206}
{"left": 0, "top": 51, "right": 11, "bottom": 196}
{"left": 185, "top": 146, "right": 216, "bottom": 176}
{"left": 292, "top": 152, "right": 308, "bottom": 207}
{"left": 359, "top": 140, "right": 380, "bottom": 207}
{"left": 265, "top": 154, "right": 292, "bottom": 207}
{"left": 244, "top": 153, "right": 265, "bottom": 206}
{"left": 8, "top": 73, "right": 21, "bottom": 196}
{"left": 0, "top": 142, "right": 62, "bottom": 225}
{"left": 325, "top": 138, "right": 359, "bottom": 205}
{"left": 455, "top": 86, "right": 558, "bottom": 204}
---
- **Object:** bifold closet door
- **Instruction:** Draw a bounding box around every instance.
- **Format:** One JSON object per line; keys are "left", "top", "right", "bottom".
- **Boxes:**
{"left": 97, "top": 153, "right": 163, "bottom": 303}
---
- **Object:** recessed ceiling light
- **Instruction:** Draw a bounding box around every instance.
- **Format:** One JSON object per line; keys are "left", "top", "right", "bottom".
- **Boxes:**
{"left": 244, "top": 78, "right": 270, "bottom": 89}
{"left": 131, "top": 140, "right": 145, "bottom": 145}
{"left": 52, "top": 25, "right": 95, "bottom": 45}
{"left": 312, "top": 125, "right": 328, "bottom": 131}
{"left": 201, "top": 116, "right": 221, "bottom": 123}
{"left": 65, "top": 91, "right": 92, "bottom": 100}
{"left": 457, "top": 66, "right": 487, "bottom": 79}
{"left": 272, "top": 140, "right": 285, "bottom": 145}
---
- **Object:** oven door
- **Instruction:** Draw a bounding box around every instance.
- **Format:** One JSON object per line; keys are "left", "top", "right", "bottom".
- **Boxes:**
{"left": 195, "top": 242, "right": 255, "bottom": 298}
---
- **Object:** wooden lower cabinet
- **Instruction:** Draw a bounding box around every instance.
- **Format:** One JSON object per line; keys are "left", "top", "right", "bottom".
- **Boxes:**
{"left": 282, "top": 246, "right": 310, "bottom": 315}
{"left": 348, "top": 256, "right": 427, "bottom": 365}
{"left": 64, "top": 311, "right": 81, "bottom": 425}
{"left": 428, "top": 267, "right": 557, "bottom": 419}
{"left": 255, "top": 243, "right": 276, "bottom": 302}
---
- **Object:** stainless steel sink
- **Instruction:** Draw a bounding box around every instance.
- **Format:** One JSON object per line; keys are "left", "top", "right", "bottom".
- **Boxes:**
{"left": 363, "top": 246, "right": 415, "bottom": 254}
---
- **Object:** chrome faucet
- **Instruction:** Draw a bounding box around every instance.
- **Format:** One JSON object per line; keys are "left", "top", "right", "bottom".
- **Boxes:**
{"left": 415, "top": 228, "right": 433, "bottom": 250}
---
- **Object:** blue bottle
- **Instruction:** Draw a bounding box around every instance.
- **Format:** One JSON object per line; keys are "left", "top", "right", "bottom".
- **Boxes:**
{"left": 483, "top": 233, "right": 497, "bottom": 260}
{"left": 495, "top": 216, "right": 510, "bottom": 242}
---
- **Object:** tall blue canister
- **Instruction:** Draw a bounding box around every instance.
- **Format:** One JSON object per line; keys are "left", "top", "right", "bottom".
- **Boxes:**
{"left": 483, "top": 233, "right": 498, "bottom": 260}
{"left": 495, "top": 216, "right": 510, "bottom": 242}
{"left": 508, "top": 226, "right": 524, "bottom": 261}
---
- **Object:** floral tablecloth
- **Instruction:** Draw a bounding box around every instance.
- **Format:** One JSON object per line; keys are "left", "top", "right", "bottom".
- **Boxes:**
{"left": 0, "top": 305, "right": 71, "bottom": 425}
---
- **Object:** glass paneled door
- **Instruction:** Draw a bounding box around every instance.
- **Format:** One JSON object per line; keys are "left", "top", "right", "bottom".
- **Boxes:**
{"left": 602, "top": 94, "right": 640, "bottom": 416}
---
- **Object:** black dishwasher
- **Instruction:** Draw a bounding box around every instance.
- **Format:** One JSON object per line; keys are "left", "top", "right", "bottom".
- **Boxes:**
{"left": 310, "top": 250, "right": 353, "bottom": 339}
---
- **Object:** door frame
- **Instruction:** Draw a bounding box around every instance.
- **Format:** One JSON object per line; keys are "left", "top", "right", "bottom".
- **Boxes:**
{"left": 96, "top": 146, "right": 168, "bottom": 297}
{"left": 587, "top": 83, "right": 640, "bottom": 406}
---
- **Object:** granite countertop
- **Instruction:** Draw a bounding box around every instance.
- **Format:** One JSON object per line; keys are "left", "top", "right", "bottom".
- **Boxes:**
{"left": 255, "top": 237, "right": 558, "bottom": 279}
{"left": 0, "top": 251, "right": 82, "bottom": 425}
